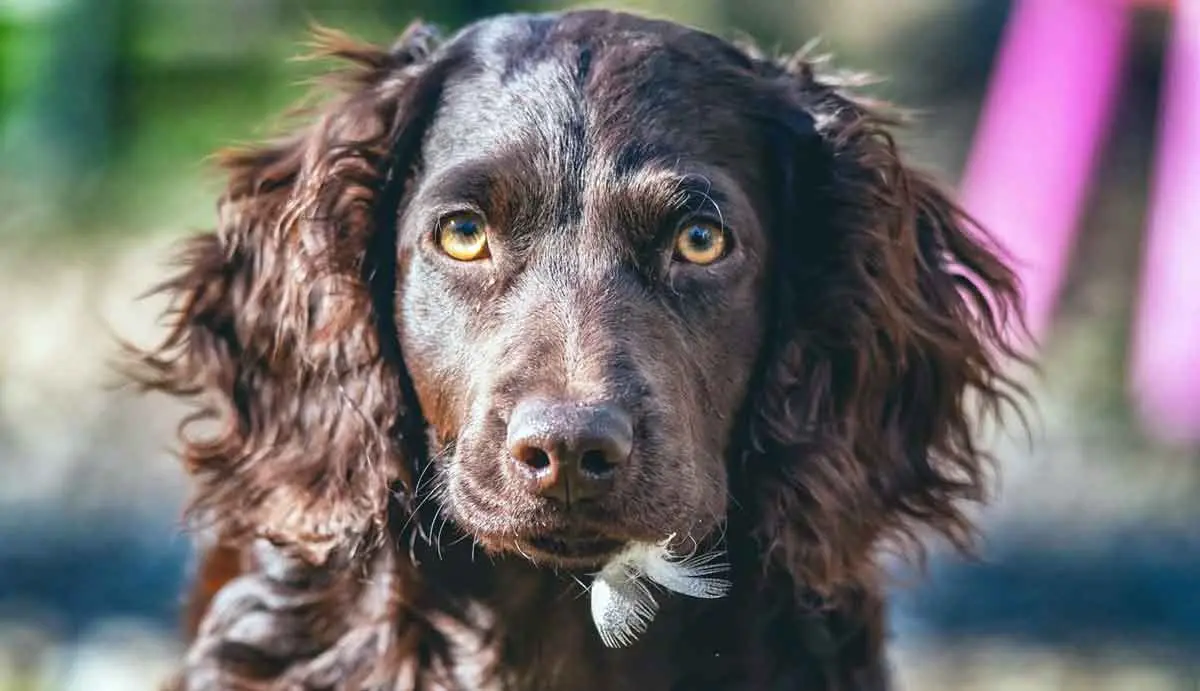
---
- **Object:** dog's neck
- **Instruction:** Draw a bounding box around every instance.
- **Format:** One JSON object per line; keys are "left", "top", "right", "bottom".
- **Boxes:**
{"left": 410, "top": 538, "right": 727, "bottom": 690}
{"left": 403, "top": 531, "right": 889, "bottom": 691}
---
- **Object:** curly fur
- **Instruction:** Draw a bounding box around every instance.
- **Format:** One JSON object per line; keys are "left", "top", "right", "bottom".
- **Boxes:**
{"left": 129, "top": 12, "right": 1028, "bottom": 691}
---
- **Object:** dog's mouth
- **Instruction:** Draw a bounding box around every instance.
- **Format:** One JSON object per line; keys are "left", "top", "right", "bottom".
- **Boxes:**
{"left": 506, "top": 532, "right": 627, "bottom": 568}
{"left": 526, "top": 534, "right": 624, "bottom": 558}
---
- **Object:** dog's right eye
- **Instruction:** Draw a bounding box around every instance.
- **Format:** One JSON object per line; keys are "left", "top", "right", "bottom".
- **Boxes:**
{"left": 673, "top": 221, "right": 727, "bottom": 266}
{"left": 437, "top": 212, "right": 491, "bottom": 261}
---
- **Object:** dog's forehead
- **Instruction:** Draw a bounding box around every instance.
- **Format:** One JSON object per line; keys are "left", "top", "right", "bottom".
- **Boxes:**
{"left": 421, "top": 11, "right": 763, "bottom": 173}
{"left": 457, "top": 10, "right": 750, "bottom": 79}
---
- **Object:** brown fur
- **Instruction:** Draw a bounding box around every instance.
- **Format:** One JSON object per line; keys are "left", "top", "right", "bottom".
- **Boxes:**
{"left": 130, "top": 11, "right": 1027, "bottom": 690}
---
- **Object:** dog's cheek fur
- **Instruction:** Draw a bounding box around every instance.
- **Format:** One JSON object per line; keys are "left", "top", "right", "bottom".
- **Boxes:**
{"left": 396, "top": 254, "right": 481, "bottom": 445}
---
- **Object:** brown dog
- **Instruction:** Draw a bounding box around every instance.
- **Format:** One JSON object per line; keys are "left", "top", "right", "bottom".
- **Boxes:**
{"left": 134, "top": 10, "right": 1025, "bottom": 690}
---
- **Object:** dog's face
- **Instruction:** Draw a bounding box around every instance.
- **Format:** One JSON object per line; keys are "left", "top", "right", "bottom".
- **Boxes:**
{"left": 140, "top": 11, "right": 1024, "bottom": 650}
{"left": 396, "top": 14, "right": 773, "bottom": 567}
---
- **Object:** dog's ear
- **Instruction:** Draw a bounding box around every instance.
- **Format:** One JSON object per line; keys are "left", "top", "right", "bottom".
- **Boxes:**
{"left": 745, "top": 51, "right": 1029, "bottom": 597}
{"left": 134, "top": 22, "right": 444, "bottom": 565}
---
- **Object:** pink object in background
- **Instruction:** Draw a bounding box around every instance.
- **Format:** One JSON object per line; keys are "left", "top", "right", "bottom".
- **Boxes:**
{"left": 1130, "top": 0, "right": 1200, "bottom": 444}
{"left": 959, "top": 0, "right": 1130, "bottom": 340}
{"left": 961, "top": 0, "right": 1199, "bottom": 443}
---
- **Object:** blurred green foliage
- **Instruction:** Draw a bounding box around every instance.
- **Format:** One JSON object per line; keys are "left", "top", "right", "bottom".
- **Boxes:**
{"left": 0, "top": 0, "right": 755, "bottom": 245}
{"left": 5, "top": 0, "right": 929, "bottom": 248}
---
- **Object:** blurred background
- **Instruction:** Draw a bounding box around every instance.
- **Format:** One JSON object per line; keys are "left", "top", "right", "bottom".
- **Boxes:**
{"left": 0, "top": 0, "right": 1197, "bottom": 689}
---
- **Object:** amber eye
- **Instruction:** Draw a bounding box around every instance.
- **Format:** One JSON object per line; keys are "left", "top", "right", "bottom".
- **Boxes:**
{"left": 437, "top": 212, "right": 490, "bottom": 261}
{"left": 673, "top": 222, "right": 727, "bottom": 265}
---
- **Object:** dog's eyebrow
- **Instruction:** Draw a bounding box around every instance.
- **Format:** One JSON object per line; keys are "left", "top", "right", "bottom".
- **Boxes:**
{"left": 666, "top": 175, "right": 731, "bottom": 219}
{"left": 420, "top": 162, "right": 498, "bottom": 207}
{"left": 613, "top": 163, "right": 736, "bottom": 221}
{"left": 414, "top": 152, "right": 533, "bottom": 218}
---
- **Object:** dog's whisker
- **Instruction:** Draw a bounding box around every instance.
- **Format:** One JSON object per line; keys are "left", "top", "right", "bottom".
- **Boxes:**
{"left": 432, "top": 506, "right": 453, "bottom": 560}
{"left": 398, "top": 487, "right": 439, "bottom": 538}
{"left": 407, "top": 526, "right": 421, "bottom": 568}
{"left": 512, "top": 539, "right": 535, "bottom": 565}
{"left": 396, "top": 446, "right": 453, "bottom": 540}
{"left": 569, "top": 575, "right": 591, "bottom": 601}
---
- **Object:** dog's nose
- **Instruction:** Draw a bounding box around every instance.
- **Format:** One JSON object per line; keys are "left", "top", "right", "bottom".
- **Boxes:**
{"left": 506, "top": 399, "right": 633, "bottom": 504}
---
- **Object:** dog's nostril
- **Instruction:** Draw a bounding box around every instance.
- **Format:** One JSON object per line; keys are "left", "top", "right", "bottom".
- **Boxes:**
{"left": 517, "top": 446, "right": 552, "bottom": 473}
{"left": 579, "top": 449, "right": 616, "bottom": 478}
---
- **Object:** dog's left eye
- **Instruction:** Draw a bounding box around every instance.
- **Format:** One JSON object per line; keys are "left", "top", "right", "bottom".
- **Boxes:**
{"left": 437, "top": 212, "right": 491, "bottom": 262}
{"left": 673, "top": 222, "right": 727, "bottom": 265}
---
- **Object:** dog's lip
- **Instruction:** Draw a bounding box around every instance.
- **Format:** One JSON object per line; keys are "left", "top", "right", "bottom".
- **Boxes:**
{"left": 524, "top": 534, "right": 625, "bottom": 557}
{"left": 506, "top": 532, "right": 627, "bottom": 568}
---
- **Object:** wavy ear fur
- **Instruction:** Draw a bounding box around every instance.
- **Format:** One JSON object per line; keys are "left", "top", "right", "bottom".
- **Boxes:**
{"left": 133, "top": 20, "right": 441, "bottom": 586}
{"left": 745, "top": 49, "right": 1028, "bottom": 599}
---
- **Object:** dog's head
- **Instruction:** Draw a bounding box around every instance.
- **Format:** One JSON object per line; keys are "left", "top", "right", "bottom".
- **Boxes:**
{"left": 139, "top": 10, "right": 1024, "bottom": 590}
{"left": 397, "top": 13, "right": 775, "bottom": 566}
